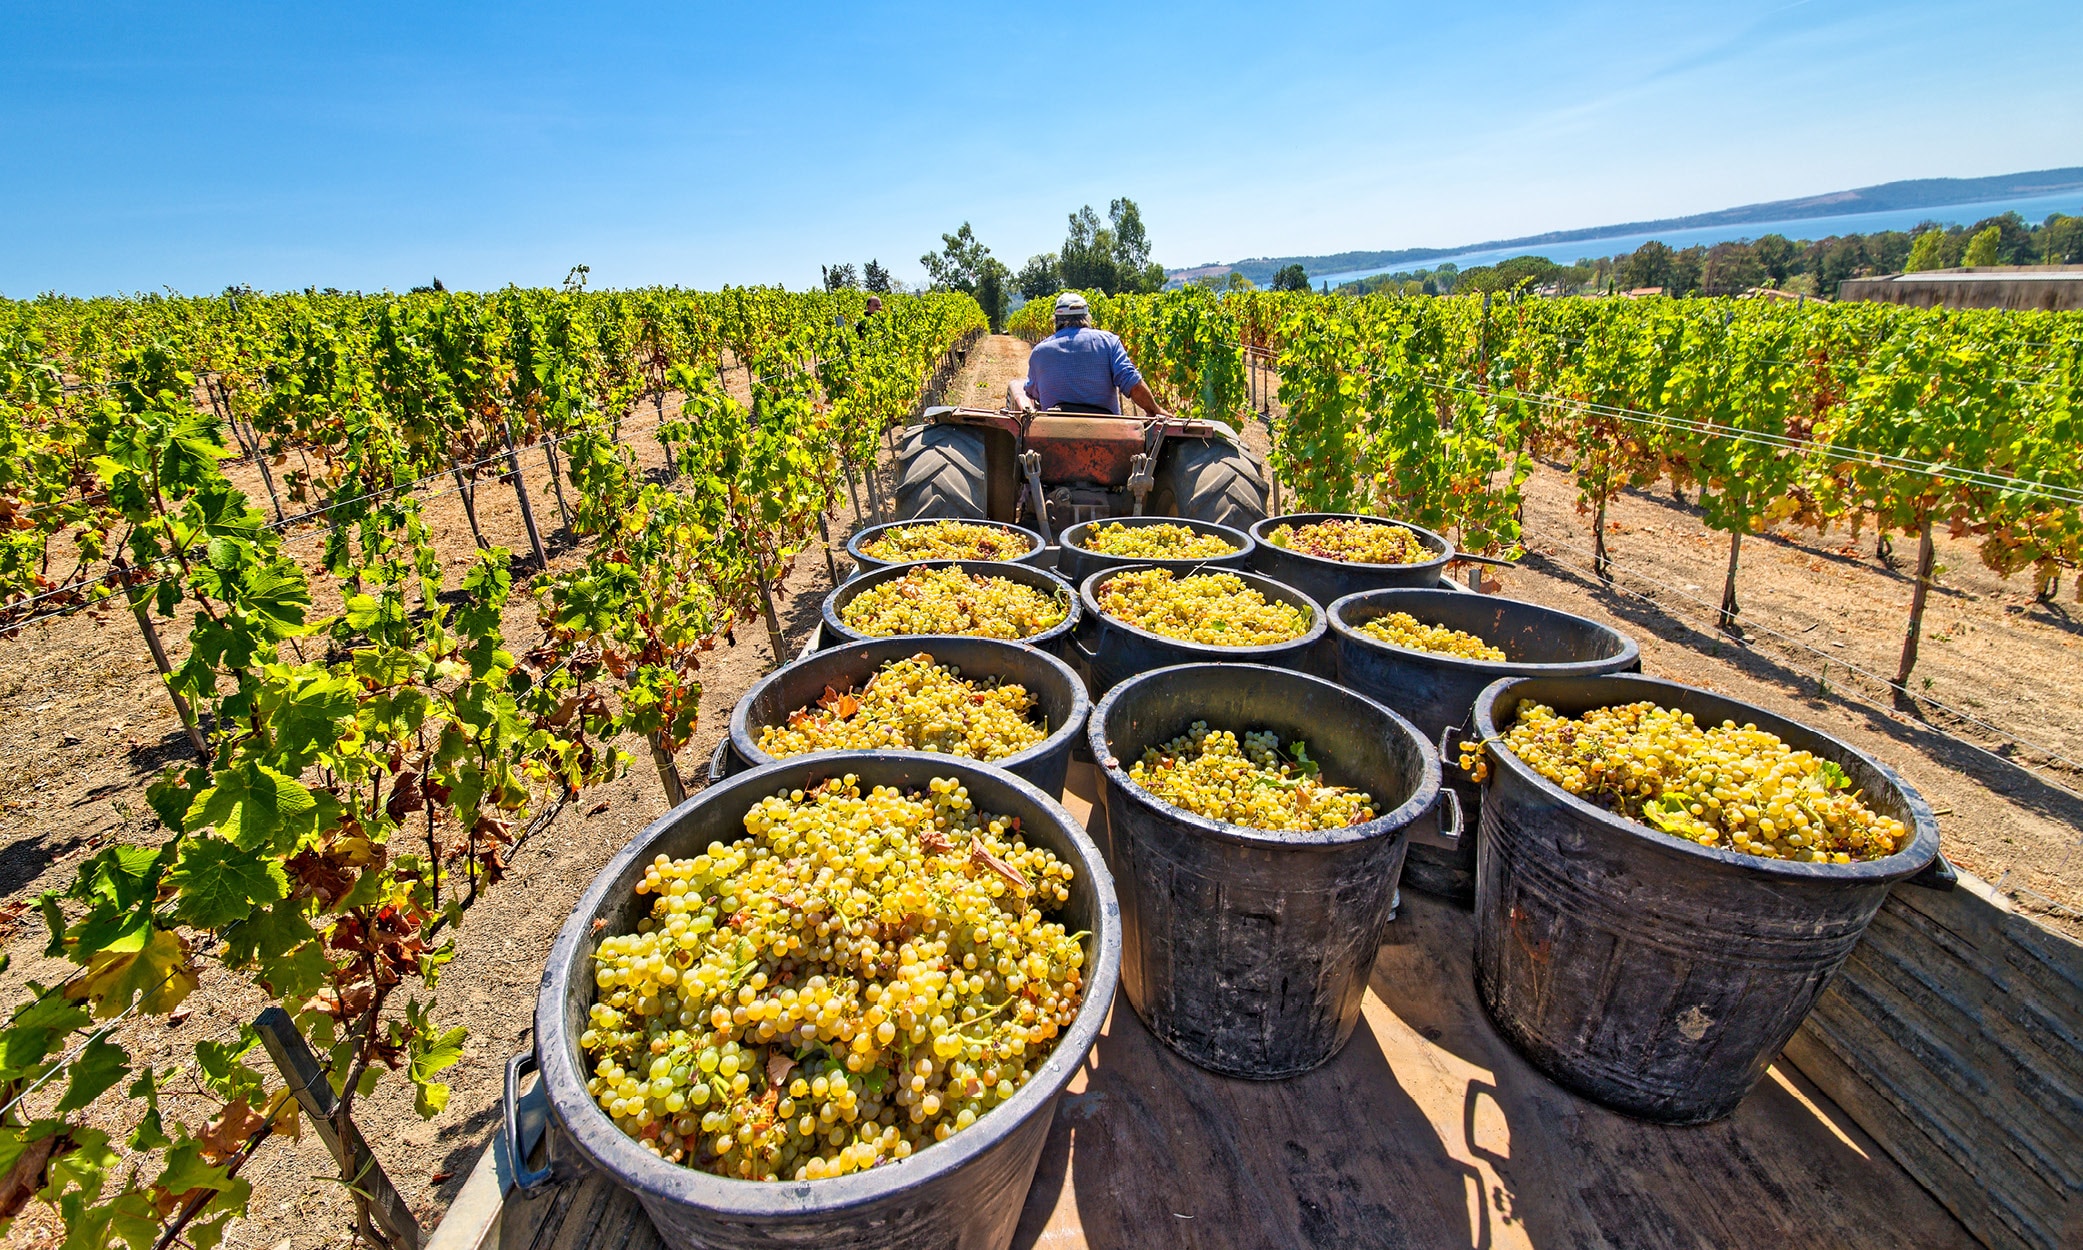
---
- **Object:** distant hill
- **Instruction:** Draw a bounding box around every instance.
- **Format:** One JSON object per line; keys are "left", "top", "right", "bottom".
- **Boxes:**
{"left": 1175, "top": 167, "right": 2083, "bottom": 287}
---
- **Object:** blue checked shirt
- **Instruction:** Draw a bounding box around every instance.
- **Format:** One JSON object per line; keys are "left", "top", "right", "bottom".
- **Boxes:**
{"left": 1025, "top": 326, "right": 1144, "bottom": 413}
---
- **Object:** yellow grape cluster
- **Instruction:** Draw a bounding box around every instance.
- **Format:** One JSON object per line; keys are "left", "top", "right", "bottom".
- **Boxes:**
{"left": 757, "top": 654, "right": 1047, "bottom": 761}
{"left": 579, "top": 776, "right": 1088, "bottom": 1182}
{"left": 861, "top": 521, "right": 1031, "bottom": 563}
{"left": 841, "top": 566, "right": 1068, "bottom": 640}
{"left": 1097, "top": 568, "right": 1309, "bottom": 645}
{"left": 1268, "top": 518, "right": 1427, "bottom": 565}
{"left": 1129, "top": 721, "right": 1376, "bottom": 832}
{"left": 1358, "top": 612, "right": 1505, "bottom": 661}
{"left": 1076, "top": 522, "right": 1240, "bottom": 560}
{"left": 1464, "top": 701, "right": 1908, "bottom": 863}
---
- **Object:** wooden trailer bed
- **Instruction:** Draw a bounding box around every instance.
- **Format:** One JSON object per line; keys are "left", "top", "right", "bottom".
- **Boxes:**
{"left": 432, "top": 762, "right": 1971, "bottom": 1250}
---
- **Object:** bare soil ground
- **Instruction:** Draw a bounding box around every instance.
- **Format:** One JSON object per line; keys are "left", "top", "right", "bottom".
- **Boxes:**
{"left": 1, "top": 332, "right": 2076, "bottom": 1246}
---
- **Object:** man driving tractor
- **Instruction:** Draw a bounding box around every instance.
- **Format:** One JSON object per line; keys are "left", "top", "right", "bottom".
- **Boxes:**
{"left": 1008, "top": 292, "right": 1165, "bottom": 417}
{"left": 893, "top": 290, "right": 1267, "bottom": 532}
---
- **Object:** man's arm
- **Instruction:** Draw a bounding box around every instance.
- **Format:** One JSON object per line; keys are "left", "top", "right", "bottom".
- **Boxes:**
{"left": 1105, "top": 336, "right": 1160, "bottom": 415}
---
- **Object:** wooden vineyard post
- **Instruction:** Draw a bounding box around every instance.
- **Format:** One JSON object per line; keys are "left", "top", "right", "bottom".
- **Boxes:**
{"left": 450, "top": 463, "right": 490, "bottom": 550}
{"left": 759, "top": 577, "right": 788, "bottom": 668}
{"left": 1592, "top": 490, "right": 1613, "bottom": 583}
{"left": 648, "top": 733, "right": 688, "bottom": 807}
{"left": 1893, "top": 517, "right": 1937, "bottom": 696}
{"left": 541, "top": 439, "right": 574, "bottom": 531}
{"left": 254, "top": 1007, "right": 422, "bottom": 1250}
{"left": 816, "top": 512, "right": 840, "bottom": 585}
{"left": 123, "top": 582, "right": 210, "bottom": 764}
{"left": 842, "top": 460, "right": 865, "bottom": 526}
{"left": 1719, "top": 530, "right": 1743, "bottom": 635}
{"left": 502, "top": 422, "right": 550, "bottom": 569}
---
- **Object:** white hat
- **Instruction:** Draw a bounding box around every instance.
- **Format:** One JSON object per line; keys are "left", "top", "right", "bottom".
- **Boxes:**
{"left": 1053, "top": 292, "right": 1090, "bottom": 316}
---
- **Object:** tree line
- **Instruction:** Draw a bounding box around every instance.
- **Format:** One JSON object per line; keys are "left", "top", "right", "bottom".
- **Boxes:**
{"left": 1335, "top": 209, "right": 2083, "bottom": 300}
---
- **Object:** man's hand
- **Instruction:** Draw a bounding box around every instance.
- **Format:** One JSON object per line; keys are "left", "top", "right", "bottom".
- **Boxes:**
{"left": 1128, "top": 380, "right": 1164, "bottom": 417}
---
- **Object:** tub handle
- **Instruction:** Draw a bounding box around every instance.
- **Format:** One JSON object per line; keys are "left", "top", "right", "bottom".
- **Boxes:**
{"left": 505, "top": 1050, "right": 556, "bottom": 1197}
{"left": 1903, "top": 851, "right": 1958, "bottom": 892}
{"left": 1435, "top": 787, "right": 1464, "bottom": 846}
{"left": 1071, "top": 631, "right": 1101, "bottom": 667}
{"left": 1439, "top": 723, "right": 1465, "bottom": 773}
{"left": 708, "top": 738, "right": 731, "bottom": 785}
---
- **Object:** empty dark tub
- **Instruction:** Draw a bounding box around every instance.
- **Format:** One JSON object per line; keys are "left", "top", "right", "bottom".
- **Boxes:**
{"left": 1091, "top": 663, "right": 1442, "bottom": 1079}
{"left": 526, "top": 753, "right": 1121, "bottom": 1250}
{"left": 1247, "top": 512, "right": 1453, "bottom": 608}
{"left": 725, "top": 636, "right": 1089, "bottom": 797}
{"left": 1329, "top": 588, "right": 1640, "bottom": 902}
{"left": 1470, "top": 673, "right": 1940, "bottom": 1124}
{"left": 822, "top": 559, "right": 1080, "bottom": 658}
{"left": 846, "top": 519, "right": 1049, "bottom": 579}
{"left": 1076, "top": 564, "right": 1326, "bottom": 699}
{"left": 1055, "top": 516, "right": 1255, "bottom": 587}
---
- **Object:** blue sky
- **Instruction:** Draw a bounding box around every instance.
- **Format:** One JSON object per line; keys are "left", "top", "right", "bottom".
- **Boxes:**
{"left": 3, "top": 1, "right": 2077, "bottom": 295}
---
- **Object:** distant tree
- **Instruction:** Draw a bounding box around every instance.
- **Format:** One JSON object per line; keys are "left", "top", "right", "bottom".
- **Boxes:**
{"left": 1271, "top": 263, "right": 1310, "bottom": 292}
{"left": 1701, "top": 242, "right": 1765, "bottom": 296}
{"left": 1109, "top": 198, "right": 1166, "bottom": 293}
{"left": 977, "top": 258, "right": 1011, "bottom": 331}
{"left": 1970, "top": 212, "right": 2035, "bottom": 264}
{"left": 1903, "top": 229, "right": 1948, "bottom": 273}
{"left": 1224, "top": 271, "right": 1256, "bottom": 292}
{"left": 863, "top": 259, "right": 892, "bottom": 292}
{"left": 1962, "top": 224, "right": 2003, "bottom": 267}
{"left": 1752, "top": 234, "right": 1796, "bottom": 283}
{"left": 1054, "top": 199, "right": 1165, "bottom": 294}
{"left": 922, "top": 223, "right": 993, "bottom": 293}
{"left": 823, "top": 263, "right": 859, "bottom": 291}
{"left": 1016, "top": 253, "right": 1061, "bottom": 300}
{"left": 1420, "top": 276, "right": 1439, "bottom": 296}
{"left": 1493, "top": 254, "right": 1560, "bottom": 290}
{"left": 1617, "top": 241, "right": 1674, "bottom": 291}
{"left": 1058, "top": 206, "right": 1115, "bottom": 292}
{"left": 2043, "top": 214, "right": 2083, "bottom": 264}
{"left": 1434, "top": 262, "right": 1460, "bottom": 294}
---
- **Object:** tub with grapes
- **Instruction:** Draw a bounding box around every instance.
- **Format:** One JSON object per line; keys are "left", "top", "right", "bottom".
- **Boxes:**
{"left": 1054, "top": 515, "right": 1255, "bottom": 587}
{"left": 1088, "top": 662, "right": 1444, "bottom": 1079}
{"left": 845, "top": 519, "right": 1050, "bottom": 580}
{"left": 1246, "top": 512, "right": 1453, "bottom": 608}
{"left": 1469, "top": 673, "right": 1942, "bottom": 1124}
{"left": 1073, "top": 564, "right": 1327, "bottom": 699}
{"left": 722, "top": 636, "right": 1090, "bottom": 798}
{"left": 519, "top": 753, "right": 1121, "bottom": 1250}
{"left": 1328, "top": 587, "right": 1640, "bottom": 903}
{"left": 820, "top": 559, "right": 1080, "bottom": 661}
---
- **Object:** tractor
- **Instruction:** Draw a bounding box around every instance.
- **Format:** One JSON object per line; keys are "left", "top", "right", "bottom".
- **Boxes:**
{"left": 891, "top": 402, "right": 1269, "bottom": 540}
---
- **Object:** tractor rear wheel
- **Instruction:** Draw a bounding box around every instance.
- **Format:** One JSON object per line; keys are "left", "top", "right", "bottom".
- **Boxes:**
{"left": 1151, "top": 437, "right": 1269, "bottom": 530}
{"left": 893, "top": 424, "right": 989, "bottom": 521}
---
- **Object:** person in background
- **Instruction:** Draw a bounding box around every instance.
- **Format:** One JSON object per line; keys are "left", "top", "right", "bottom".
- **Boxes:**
{"left": 1009, "top": 292, "right": 1163, "bottom": 415}
{"left": 855, "top": 294, "right": 882, "bottom": 337}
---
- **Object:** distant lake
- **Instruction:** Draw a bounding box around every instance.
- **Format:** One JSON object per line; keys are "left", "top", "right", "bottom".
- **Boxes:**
{"left": 1310, "top": 190, "right": 2083, "bottom": 288}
